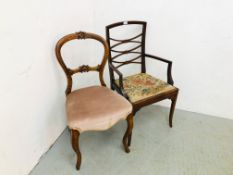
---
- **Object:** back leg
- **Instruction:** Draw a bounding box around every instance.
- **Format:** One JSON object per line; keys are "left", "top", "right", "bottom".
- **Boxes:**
{"left": 169, "top": 91, "right": 179, "bottom": 127}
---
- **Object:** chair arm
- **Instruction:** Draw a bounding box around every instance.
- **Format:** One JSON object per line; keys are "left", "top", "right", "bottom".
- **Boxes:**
{"left": 108, "top": 63, "right": 129, "bottom": 99}
{"left": 109, "top": 62, "right": 123, "bottom": 88}
{"left": 144, "top": 54, "right": 174, "bottom": 85}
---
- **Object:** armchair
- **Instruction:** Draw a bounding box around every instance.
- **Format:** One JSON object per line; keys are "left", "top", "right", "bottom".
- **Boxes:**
{"left": 105, "top": 21, "right": 179, "bottom": 134}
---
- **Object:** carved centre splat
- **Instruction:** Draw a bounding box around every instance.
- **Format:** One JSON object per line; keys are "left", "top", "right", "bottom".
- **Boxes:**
{"left": 79, "top": 65, "right": 90, "bottom": 73}
{"left": 69, "top": 65, "right": 101, "bottom": 75}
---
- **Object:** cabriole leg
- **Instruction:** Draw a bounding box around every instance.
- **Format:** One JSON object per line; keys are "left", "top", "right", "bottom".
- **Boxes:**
{"left": 71, "top": 130, "right": 81, "bottom": 170}
{"left": 123, "top": 113, "right": 134, "bottom": 153}
{"left": 169, "top": 91, "right": 179, "bottom": 127}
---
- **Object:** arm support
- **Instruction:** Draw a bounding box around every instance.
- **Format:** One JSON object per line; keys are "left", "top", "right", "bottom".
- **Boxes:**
{"left": 144, "top": 54, "right": 174, "bottom": 85}
{"left": 109, "top": 63, "right": 129, "bottom": 99}
{"left": 109, "top": 62, "right": 123, "bottom": 88}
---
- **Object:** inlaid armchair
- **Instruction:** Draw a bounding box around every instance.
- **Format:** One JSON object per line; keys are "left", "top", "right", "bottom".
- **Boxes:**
{"left": 55, "top": 32, "right": 133, "bottom": 170}
{"left": 106, "top": 21, "right": 179, "bottom": 133}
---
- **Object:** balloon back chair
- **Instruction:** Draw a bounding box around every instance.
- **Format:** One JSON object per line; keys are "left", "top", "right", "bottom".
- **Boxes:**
{"left": 55, "top": 31, "right": 134, "bottom": 170}
{"left": 106, "top": 21, "right": 179, "bottom": 129}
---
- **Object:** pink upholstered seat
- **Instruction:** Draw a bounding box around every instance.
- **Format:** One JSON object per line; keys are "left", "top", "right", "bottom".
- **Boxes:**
{"left": 66, "top": 86, "right": 132, "bottom": 133}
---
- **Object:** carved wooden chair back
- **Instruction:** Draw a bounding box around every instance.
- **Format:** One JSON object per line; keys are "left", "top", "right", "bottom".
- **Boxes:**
{"left": 106, "top": 21, "right": 147, "bottom": 79}
{"left": 55, "top": 31, "right": 109, "bottom": 95}
{"left": 55, "top": 32, "right": 134, "bottom": 170}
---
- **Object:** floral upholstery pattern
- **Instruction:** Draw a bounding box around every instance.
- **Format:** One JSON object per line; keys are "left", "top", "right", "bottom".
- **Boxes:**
{"left": 115, "top": 73, "right": 176, "bottom": 103}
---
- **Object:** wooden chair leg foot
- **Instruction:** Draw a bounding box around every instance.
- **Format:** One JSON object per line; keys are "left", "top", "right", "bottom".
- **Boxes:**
{"left": 128, "top": 133, "right": 132, "bottom": 146}
{"left": 123, "top": 113, "right": 134, "bottom": 153}
{"left": 71, "top": 130, "right": 82, "bottom": 170}
{"left": 169, "top": 92, "right": 178, "bottom": 128}
{"left": 110, "top": 84, "right": 115, "bottom": 90}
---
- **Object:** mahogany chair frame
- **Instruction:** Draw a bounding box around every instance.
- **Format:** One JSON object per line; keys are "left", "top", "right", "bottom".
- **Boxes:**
{"left": 106, "top": 21, "right": 179, "bottom": 138}
{"left": 55, "top": 31, "right": 133, "bottom": 170}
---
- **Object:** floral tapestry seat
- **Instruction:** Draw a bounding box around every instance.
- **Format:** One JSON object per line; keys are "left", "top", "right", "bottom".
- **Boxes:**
{"left": 116, "top": 73, "right": 177, "bottom": 103}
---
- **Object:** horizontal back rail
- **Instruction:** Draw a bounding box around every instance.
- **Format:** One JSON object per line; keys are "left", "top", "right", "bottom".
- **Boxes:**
{"left": 111, "top": 40, "right": 141, "bottom": 49}
{"left": 112, "top": 51, "right": 142, "bottom": 60}
{"left": 109, "top": 33, "right": 143, "bottom": 42}
{"left": 111, "top": 44, "right": 142, "bottom": 54}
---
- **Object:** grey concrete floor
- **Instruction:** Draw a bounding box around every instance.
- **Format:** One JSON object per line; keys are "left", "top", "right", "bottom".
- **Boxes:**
{"left": 30, "top": 106, "right": 233, "bottom": 175}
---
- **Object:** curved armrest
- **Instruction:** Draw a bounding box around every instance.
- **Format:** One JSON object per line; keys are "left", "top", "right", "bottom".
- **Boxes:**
{"left": 144, "top": 54, "right": 174, "bottom": 85}
{"left": 108, "top": 63, "right": 129, "bottom": 99}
